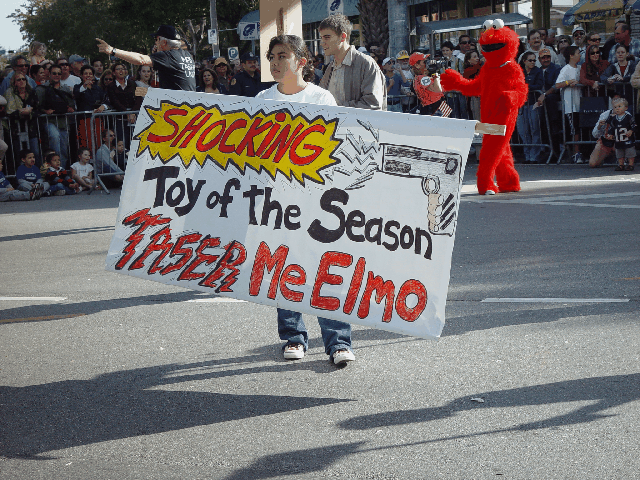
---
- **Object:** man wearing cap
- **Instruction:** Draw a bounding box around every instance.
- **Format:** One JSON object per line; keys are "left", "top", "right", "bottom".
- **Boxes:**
{"left": 571, "top": 25, "right": 587, "bottom": 65}
{"left": 318, "top": 14, "right": 386, "bottom": 110}
{"left": 394, "top": 50, "right": 415, "bottom": 111}
{"left": 69, "top": 55, "right": 85, "bottom": 77}
{"left": 96, "top": 25, "right": 196, "bottom": 91}
{"left": 408, "top": 52, "right": 445, "bottom": 115}
{"left": 382, "top": 57, "right": 403, "bottom": 112}
{"left": 607, "top": 22, "right": 640, "bottom": 65}
{"left": 229, "top": 51, "right": 268, "bottom": 97}
{"left": 536, "top": 47, "right": 563, "bottom": 160}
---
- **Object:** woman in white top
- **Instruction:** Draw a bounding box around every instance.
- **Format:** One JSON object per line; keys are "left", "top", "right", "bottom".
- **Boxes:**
{"left": 256, "top": 35, "right": 337, "bottom": 107}
{"left": 256, "top": 34, "right": 355, "bottom": 366}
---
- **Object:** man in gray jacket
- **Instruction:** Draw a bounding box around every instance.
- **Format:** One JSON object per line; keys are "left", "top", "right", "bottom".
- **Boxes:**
{"left": 318, "top": 14, "right": 386, "bottom": 110}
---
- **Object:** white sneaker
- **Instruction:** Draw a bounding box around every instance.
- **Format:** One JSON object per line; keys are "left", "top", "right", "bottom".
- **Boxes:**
{"left": 332, "top": 349, "right": 355, "bottom": 365}
{"left": 483, "top": 189, "right": 496, "bottom": 196}
{"left": 283, "top": 343, "right": 304, "bottom": 360}
{"left": 573, "top": 153, "right": 584, "bottom": 164}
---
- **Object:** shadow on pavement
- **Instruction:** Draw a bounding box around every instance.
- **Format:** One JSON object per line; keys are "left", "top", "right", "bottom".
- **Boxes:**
{"left": 442, "top": 301, "right": 638, "bottom": 337}
{"left": 0, "top": 225, "right": 115, "bottom": 243}
{"left": 221, "top": 442, "right": 366, "bottom": 480}
{"left": 0, "top": 291, "right": 202, "bottom": 324}
{"left": 338, "top": 373, "right": 639, "bottom": 437}
{"left": 0, "top": 358, "right": 353, "bottom": 460}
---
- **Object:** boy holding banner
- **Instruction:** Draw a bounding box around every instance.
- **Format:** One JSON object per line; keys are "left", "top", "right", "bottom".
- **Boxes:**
{"left": 256, "top": 33, "right": 356, "bottom": 365}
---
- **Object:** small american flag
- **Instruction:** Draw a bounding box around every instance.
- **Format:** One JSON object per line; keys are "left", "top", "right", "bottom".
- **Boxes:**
{"left": 436, "top": 102, "right": 452, "bottom": 118}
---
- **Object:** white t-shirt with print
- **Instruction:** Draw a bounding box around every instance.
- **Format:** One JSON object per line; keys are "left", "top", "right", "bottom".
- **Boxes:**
{"left": 255, "top": 82, "right": 337, "bottom": 106}
{"left": 556, "top": 64, "right": 582, "bottom": 114}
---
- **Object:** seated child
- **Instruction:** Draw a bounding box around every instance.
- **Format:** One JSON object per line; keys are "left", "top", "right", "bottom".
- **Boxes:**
{"left": 44, "top": 152, "right": 80, "bottom": 196}
{"left": 114, "top": 140, "right": 129, "bottom": 171}
{"left": 16, "top": 149, "right": 50, "bottom": 193}
{"left": 604, "top": 97, "right": 636, "bottom": 171}
{"left": 71, "top": 148, "right": 95, "bottom": 191}
{"left": 1, "top": 157, "right": 42, "bottom": 201}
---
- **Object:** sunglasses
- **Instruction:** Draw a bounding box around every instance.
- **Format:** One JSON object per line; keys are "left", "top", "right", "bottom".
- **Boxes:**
{"left": 539, "top": 55, "right": 551, "bottom": 59}
{"left": 559, "top": 39, "right": 569, "bottom": 43}
{"left": 591, "top": 51, "right": 601, "bottom": 55}
{"left": 573, "top": 32, "right": 584, "bottom": 36}
{"left": 459, "top": 41, "right": 470, "bottom": 45}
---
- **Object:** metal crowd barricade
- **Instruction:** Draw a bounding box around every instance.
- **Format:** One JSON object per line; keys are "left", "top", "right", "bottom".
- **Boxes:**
{"left": 511, "top": 89, "right": 554, "bottom": 164}
{"left": 1, "top": 110, "right": 91, "bottom": 177}
{"left": 558, "top": 82, "right": 637, "bottom": 164}
{"left": 88, "top": 110, "right": 139, "bottom": 194}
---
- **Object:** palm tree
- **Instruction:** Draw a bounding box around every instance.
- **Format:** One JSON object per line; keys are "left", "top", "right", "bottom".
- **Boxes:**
{"left": 357, "top": 0, "right": 389, "bottom": 53}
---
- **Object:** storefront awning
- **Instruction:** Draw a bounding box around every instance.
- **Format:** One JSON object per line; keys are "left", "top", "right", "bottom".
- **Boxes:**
{"left": 563, "top": 0, "right": 625, "bottom": 26}
{"left": 416, "top": 12, "right": 532, "bottom": 36}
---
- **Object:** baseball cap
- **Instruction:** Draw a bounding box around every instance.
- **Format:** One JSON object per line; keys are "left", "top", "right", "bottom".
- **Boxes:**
{"left": 409, "top": 52, "right": 429, "bottom": 66}
{"left": 213, "top": 57, "right": 229, "bottom": 66}
{"left": 240, "top": 51, "right": 258, "bottom": 62}
{"left": 396, "top": 50, "right": 410, "bottom": 60}
{"left": 152, "top": 25, "right": 180, "bottom": 40}
{"left": 538, "top": 47, "right": 552, "bottom": 56}
{"left": 382, "top": 57, "right": 393, "bottom": 66}
{"left": 572, "top": 25, "right": 585, "bottom": 35}
{"left": 69, "top": 54, "right": 85, "bottom": 63}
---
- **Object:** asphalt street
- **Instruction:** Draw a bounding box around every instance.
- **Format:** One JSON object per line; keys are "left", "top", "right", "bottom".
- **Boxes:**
{"left": 1, "top": 164, "right": 639, "bottom": 479}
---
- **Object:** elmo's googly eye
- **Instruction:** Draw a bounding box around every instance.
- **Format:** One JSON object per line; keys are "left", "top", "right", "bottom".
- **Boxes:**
{"left": 492, "top": 19, "right": 505, "bottom": 29}
{"left": 483, "top": 20, "right": 493, "bottom": 30}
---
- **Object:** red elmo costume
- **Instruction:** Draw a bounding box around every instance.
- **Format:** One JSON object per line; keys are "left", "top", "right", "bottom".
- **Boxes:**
{"left": 440, "top": 19, "right": 527, "bottom": 195}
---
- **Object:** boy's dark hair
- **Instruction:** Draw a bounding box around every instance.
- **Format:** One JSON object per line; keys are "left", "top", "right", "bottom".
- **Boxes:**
{"left": 29, "top": 64, "right": 43, "bottom": 78}
{"left": 45, "top": 151, "right": 60, "bottom": 164}
{"left": 267, "top": 35, "right": 315, "bottom": 81}
{"left": 77, "top": 147, "right": 90, "bottom": 157}
{"left": 441, "top": 41, "right": 455, "bottom": 51}
{"left": 318, "top": 14, "right": 352, "bottom": 40}
{"left": 80, "top": 65, "right": 95, "bottom": 76}
{"left": 563, "top": 45, "right": 579, "bottom": 64}
{"left": 19, "top": 149, "right": 34, "bottom": 160}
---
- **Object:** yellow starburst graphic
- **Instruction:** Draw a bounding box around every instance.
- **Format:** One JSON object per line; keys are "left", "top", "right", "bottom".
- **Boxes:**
{"left": 134, "top": 101, "right": 342, "bottom": 185}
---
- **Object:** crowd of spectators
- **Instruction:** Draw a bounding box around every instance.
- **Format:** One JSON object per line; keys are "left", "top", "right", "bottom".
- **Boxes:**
{"left": 2, "top": 20, "right": 640, "bottom": 202}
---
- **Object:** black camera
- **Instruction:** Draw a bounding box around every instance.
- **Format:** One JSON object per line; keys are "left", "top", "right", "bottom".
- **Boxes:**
{"left": 427, "top": 59, "right": 448, "bottom": 75}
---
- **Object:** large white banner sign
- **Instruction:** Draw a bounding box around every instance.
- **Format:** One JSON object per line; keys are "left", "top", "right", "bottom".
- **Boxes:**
{"left": 106, "top": 89, "right": 475, "bottom": 339}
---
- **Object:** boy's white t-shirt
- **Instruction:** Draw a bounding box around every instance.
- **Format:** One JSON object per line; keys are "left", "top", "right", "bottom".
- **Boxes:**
{"left": 71, "top": 161, "right": 94, "bottom": 178}
{"left": 255, "top": 82, "right": 337, "bottom": 107}
{"left": 556, "top": 64, "right": 581, "bottom": 114}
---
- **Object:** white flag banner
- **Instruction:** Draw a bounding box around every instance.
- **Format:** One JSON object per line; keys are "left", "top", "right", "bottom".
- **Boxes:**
{"left": 106, "top": 89, "right": 476, "bottom": 339}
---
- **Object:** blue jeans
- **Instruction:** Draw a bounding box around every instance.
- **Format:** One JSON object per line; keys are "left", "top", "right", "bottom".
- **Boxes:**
{"left": 49, "top": 183, "right": 76, "bottom": 195}
{"left": 46, "top": 123, "right": 69, "bottom": 168}
{"left": 516, "top": 105, "right": 542, "bottom": 163}
{"left": 277, "top": 308, "right": 352, "bottom": 357}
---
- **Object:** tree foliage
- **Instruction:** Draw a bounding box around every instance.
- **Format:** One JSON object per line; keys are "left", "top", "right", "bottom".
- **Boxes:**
{"left": 9, "top": 0, "right": 259, "bottom": 61}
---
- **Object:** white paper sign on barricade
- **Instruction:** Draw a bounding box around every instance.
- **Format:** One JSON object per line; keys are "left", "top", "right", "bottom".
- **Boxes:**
{"left": 106, "top": 89, "right": 476, "bottom": 339}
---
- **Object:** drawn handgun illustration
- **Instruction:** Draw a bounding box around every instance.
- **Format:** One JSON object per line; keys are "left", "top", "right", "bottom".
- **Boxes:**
{"left": 381, "top": 145, "right": 462, "bottom": 236}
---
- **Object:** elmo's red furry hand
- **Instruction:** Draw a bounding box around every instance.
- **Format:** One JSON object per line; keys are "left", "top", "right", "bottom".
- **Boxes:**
{"left": 440, "top": 19, "right": 527, "bottom": 195}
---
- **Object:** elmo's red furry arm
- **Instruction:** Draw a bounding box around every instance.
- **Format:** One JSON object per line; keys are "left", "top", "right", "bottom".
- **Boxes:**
{"left": 440, "top": 69, "right": 482, "bottom": 97}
